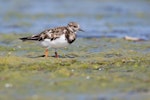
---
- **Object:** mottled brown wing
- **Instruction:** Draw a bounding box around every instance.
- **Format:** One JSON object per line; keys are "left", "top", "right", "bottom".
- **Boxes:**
{"left": 38, "top": 27, "right": 67, "bottom": 41}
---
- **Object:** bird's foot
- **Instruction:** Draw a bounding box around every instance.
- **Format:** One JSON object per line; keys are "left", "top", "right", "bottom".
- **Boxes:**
{"left": 44, "top": 49, "right": 49, "bottom": 58}
{"left": 55, "top": 52, "right": 59, "bottom": 58}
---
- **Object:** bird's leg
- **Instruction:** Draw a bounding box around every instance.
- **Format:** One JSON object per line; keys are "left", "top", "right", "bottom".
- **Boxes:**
{"left": 55, "top": 49, "right": 59, "bottom": 58}
{"left": 44, "top": 48, "right": 49, "bottom": 57}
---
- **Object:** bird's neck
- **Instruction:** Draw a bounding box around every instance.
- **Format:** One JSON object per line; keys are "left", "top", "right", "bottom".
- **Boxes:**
{"left": 67, "top": 26, "right": 76, "bottom": 33}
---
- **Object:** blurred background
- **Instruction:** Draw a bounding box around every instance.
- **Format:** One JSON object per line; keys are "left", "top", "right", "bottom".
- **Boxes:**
{"left": 0, "top": 0, "right": 150, "bottom": 39}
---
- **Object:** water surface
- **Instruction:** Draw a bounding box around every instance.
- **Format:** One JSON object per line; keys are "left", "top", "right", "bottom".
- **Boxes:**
{"left": 0, "top": 0, "right": 150, "bottom": 39}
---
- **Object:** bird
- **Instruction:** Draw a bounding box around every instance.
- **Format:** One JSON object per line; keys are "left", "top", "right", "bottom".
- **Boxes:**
{"left": 19, "top": 22, "right": 84, "bottom": 58}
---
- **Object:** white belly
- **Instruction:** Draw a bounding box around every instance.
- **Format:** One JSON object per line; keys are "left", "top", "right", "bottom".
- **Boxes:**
{"left": 40, "top": 34, "right": 69, "bottom": 48}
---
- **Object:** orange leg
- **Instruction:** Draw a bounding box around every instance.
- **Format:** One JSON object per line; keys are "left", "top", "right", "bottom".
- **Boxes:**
{"left": 55, "top": 49, "right": 59, "bottom": 58}
{"left": 44, "top": 48, "right": 49, "bottom": 57}
{"left": 55, "top": 51, "right": 59, "bottom": 58}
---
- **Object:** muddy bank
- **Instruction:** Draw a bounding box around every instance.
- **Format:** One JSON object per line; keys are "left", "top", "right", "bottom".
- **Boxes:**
{"left": 0, "top": 34, "right": 150, "bottom": 100}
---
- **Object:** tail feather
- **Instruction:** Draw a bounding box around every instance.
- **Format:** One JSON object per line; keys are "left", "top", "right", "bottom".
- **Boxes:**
{"left": 19, "top": 35, "right": 40, "bottom": 41}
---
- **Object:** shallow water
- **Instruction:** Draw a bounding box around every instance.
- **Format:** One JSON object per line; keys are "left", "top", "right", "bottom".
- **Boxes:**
{"left": 0, "top": 0, "right": 150, "bottom": 39}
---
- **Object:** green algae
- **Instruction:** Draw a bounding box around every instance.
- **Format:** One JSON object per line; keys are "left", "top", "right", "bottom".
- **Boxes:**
{"left": 0, "top": 34, "right": 150, "bottom": 100}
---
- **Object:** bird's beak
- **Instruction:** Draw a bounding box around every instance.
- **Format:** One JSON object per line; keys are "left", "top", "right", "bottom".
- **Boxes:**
{"left": 79, "top": 28, "right": 84, "bottom": 32}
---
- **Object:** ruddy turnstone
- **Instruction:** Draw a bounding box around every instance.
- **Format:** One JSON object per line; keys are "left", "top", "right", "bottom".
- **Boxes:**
{"left": 19, "top": 22, "right": 84, "bottom": 58}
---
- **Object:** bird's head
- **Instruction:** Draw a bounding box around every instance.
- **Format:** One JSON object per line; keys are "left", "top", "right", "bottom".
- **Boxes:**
{"left": 67, "top": 22, "right": 84, "bottom": 32}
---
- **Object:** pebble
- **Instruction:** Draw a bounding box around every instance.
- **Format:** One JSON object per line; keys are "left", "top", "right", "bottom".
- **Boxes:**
{"left": 71, "top": 69, "right": 74, "bottom": 72}
{"left": 8, "top": 52, "right": 11, "bottom": 55}
{"left": 32, "top": 94, "right": 39, "bottom": 100}
{"left": 5, "top": 83, "right": 13, "bottom": 88}
{"left": 17, "top": 45, "right": 22, "bottom": 49}
{"left": 86, "top": 76, "right": 90, "bottom": 79}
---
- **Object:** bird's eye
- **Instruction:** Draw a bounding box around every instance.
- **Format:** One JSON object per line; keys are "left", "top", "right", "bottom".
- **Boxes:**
{"left": 74, "top": 26, "right": 77, "bottom": 28}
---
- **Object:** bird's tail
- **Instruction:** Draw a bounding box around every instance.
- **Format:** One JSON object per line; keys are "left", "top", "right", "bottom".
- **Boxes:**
{"left": 19, "top": 35, "right": 40, "bottom": 41}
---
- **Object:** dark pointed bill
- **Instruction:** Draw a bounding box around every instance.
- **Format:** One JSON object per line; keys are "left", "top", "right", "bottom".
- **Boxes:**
{"left": 79, "top": 28, "right": 84, "bottom": 32}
